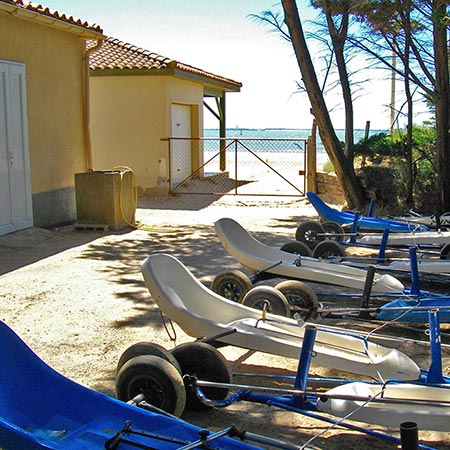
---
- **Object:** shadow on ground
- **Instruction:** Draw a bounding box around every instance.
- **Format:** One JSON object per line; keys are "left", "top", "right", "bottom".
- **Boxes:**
{"left": 0, "top": 226, "right": 119, "bottom": 276}
{"left": 3, "top": 196, "right": 450, "bottom": 450}
{"left": 139, "top": 194, "right": 223, "bottom": 211}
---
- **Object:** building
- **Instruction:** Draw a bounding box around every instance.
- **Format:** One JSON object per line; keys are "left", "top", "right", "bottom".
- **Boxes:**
{"left": 89, "top": 37, "right": 242, "bottom": 196}
{"left": 0, "top": 0, "right": 105, "bottom": 235}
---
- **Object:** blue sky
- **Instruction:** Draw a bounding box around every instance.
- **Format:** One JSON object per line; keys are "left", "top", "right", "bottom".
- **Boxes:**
{"left": 41, "top": 0, "right": 429, "bottom": 130}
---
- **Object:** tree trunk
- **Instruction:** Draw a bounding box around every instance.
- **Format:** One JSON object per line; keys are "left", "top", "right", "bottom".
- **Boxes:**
{"left": 400, "top": 0, "right": 413, "bottom": 206}
{"left": 281, "top": 0, "right": 366, "bottom": 208}
{"left": 322, "top": 0, "right": 354, "bottom": 159}
{"left": 433, "top": 0, "right": 450, "bottom": 212}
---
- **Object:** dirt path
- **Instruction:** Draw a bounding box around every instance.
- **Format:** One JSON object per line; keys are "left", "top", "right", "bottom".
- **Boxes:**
{"left": 0, "top": 194, "right": 449, "bottom": 449}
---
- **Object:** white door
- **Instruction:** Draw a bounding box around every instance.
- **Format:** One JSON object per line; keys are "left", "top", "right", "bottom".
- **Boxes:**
{"left": 171, "top": 104, "right": 192, "bottom": 186}
{"left": 0, "top": 61, "right": 33, "bottom": 236}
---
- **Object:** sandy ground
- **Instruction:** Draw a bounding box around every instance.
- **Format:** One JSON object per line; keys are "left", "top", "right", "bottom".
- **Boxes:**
{"left": 1, "top": 194, "right": 449, "bottom": 449}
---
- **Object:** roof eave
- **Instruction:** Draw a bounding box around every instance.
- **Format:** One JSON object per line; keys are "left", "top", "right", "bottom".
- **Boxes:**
{"left": 172, "top": 67, "right": 241, "bottom": 93}
{"left": 0, "top": 2, "right": 105, "bottom": 39}
{"left": 89, "top": 66, "right": 241, "bottom": 94}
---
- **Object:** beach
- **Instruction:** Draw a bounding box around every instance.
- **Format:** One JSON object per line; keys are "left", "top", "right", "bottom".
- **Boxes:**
{"left": 0, "top": 193, "right": 449, "bottom": 449}
{"left": 174, "top": 149, "right": 331, "bottom": 197}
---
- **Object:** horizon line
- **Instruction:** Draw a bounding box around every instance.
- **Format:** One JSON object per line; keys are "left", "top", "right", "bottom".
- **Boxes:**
{"left": 204, "top": 127, "right": 389, "bottom": 132}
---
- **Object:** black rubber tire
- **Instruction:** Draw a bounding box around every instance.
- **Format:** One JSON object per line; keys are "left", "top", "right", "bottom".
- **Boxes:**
{"left": 241, "top": 285, "right": 291, "bottom": 317}
{"left": 295, "top": 220, "right": 326, "bottom": 249}
{"left": 211, "top": 270, "right": 253, "bottom": 302}
{"left": 116, "top": 342, "right": 181, "bottom": 375}
{"left": 321, "top": 221, "right": 345, "bottom": 241}
{"left": 312, "top": 240, "right": 346, "bottom": 259}
{"left": 280, "top": 240, "right": 313, "bottom": 257}
{"left": 115, "top": 355, "right": 186, "bottom": 417}
{"left": 171, "top": 342, "right": 232, "bottom": 410}
{"left": 440, "top": 243, "right": 450, "bottom": 259}
{"left": 274, "top": 280, "right": 319, "bottom": 320}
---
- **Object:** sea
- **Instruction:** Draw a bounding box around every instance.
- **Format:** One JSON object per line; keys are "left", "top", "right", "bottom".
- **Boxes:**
{"left": 204, "top": 128, "right": 387, "bottom": 153}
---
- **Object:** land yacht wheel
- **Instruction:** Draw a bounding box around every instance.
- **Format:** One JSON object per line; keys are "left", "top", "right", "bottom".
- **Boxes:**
{"left": 440, "top": 243, "right": 450, "bottom": 259}
{"left": 115, "top": 355, "right": 186, "bottom": 417}
{"left": 312, "top": 240, "right": 345, "bottom": 259}
{"left": 211, "top": 270, "right": 253, "bottom": 302}
{"left": 295, "top": 221, "right": 326, "bottom": 249}
{"left": 241, "top": 285, "right": 291, "bottom": 317}
{"left": 116, "top": 342, "right": 181, "bottom": 374}
{"left": 321, "top": 221, "right": 345, "bottom": 241}
{"left": 171, "top": 342, "right": 232, "bottom": 410}
{"left": 275, "top": 280, "right": 319, "bottom": 320}
{"left": 280, "top": 240, "right": 313, "bottom": 256}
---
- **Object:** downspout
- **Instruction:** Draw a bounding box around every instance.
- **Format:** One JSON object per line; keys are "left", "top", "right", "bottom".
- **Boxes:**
{"left": 83, "top": 39, "right": 104, "bottom": 171}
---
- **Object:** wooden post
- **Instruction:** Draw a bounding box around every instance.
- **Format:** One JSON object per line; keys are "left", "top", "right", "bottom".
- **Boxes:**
{"left": 218, "top": 96, "right": 226, "bottom": 172}
{"left": 364, "top": 120, "right": 370, "bottom": 139}
{"left": 306, "top": 120, "right": 317, "bottom": 193}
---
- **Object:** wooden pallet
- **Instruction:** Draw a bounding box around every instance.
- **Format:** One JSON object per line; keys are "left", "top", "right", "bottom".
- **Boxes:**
{"left": 73, "top": 223, "right": 109, "bottom": 231}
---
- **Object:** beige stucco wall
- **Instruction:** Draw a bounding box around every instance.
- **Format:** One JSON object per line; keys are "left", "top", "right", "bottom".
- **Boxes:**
{"left": 90, "top": 74, "right": 204, "bottom": 196}
{"left": 0, "top": 12, "right": 89, "bottom": 225}
{"left": 0, "top": 13, "right": 86, "bottom": 192}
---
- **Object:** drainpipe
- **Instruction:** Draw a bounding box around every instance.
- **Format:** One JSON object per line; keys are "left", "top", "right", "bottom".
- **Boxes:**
{"left": 83, "top": 39, "right": 104, "bottom": 171}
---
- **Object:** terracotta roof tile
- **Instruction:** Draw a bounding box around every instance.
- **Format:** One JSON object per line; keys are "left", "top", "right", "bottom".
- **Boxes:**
{"left": 175, "top": 60, "right": 242, "bottom": 88}
{"left": 0, "top": 0, "right": 103, "bottom": 34}
{"left": 89, "top": 37, "right": 242, "bottom": 88}
{"left": 88, "top": 38, "right": 175, "bottom": 70}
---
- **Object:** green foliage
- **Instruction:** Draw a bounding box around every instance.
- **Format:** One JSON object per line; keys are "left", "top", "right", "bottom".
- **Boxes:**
{"left": 410, "top": 154, "right": 439, "bottom": 213}
{"left": 355, "top": 125, "right": 439, "bottom": 213}
{"left": 355, "top": 126, "right": 436, "bottom": 163}
{"left": 322, "top": 160, "right": 335, "bottom": 173}
{"left": 354, "top": 132, "right": 404, "bottom": 162}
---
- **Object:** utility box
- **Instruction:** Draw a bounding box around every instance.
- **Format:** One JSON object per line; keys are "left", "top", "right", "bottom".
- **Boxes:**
{"left": 75, "top": 170, "right": 136, "bottom": 230}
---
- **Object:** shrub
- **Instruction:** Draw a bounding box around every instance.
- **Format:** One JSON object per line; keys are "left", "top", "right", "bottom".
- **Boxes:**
{"left": 322, "top": 160, "right": 334, "bottom": 173}
{"left": 354, "top": 125, "right": 438, "bottom": 212}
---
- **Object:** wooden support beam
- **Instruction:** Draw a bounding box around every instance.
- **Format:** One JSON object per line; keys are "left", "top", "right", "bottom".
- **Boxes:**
{"left": 203, "top": 101, "right": 220, "bottom": 121}
{"left": 218, "top": 96, "right": 226, "bottom": 171}
{"left": 204, "top": 95, "right": 227, "bottom": 171}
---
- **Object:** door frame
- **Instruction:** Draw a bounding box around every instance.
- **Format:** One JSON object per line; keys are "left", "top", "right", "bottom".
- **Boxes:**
{"left": 170, "top": 103, "right": 192, "bottom": 188}
{"left": 0, "top": 60, "right": 33, "bottom": 236}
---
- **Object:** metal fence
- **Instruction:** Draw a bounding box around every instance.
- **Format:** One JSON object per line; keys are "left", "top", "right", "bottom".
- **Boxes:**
{"left": 168, "top": 137, "right": 307, "bottom": 197}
